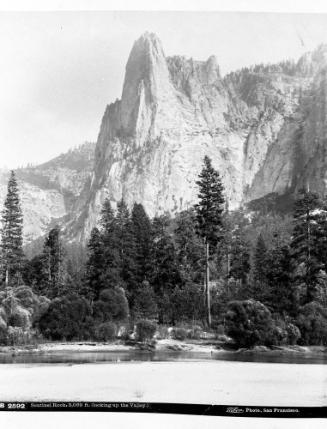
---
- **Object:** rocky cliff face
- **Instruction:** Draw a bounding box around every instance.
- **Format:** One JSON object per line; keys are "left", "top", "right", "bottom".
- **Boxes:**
{"left": 3, "top": 33, "right": 327, "bottom": 243}
{"left": 71, "top": 33, "right": 327, "bottom": 241}
{"left": 0, "top": 142, "right": 95, "bottom": 242}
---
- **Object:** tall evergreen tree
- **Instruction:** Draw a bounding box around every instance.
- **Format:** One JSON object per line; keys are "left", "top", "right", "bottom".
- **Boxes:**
{"left": 195, "top": 156, "right": 225, "bottom": 326}
{"left": 133, "top": 280, "right": 158, "bottom": 320}
{"left": 150, "top": 215, "right": 181, "bottom": 322}
{"left": 175, "top": 209, "right": 204, "bottom": 283}
{"left": 41, "top": 226, "right": 67, "bottom": 299}
{"left": 252, "top": 233, "right": 268, "bottom": 300}
{"left": 115, "top": 199, "right": 136, "bottom": 291}
{"left": 315, "top": 195, "right": 327, "bottom": 273}
{"left": 229, "top": 225, "right": 250, "bottom": 287}
{"left": 131, "top": 203, "right": 152, "bottom": 284}
{"left": 265, "top": 244, "right": 297, "bottom": 316}
{"left": 84, "top": 227, "right": 105, "bottom": 301}
{"left": 100, "top": 198, "right": 116, "bottom": 234}
{"left": 100, "top": 198, "right": 120, "bottom": 287}
{"left": 291, "top": 189, "right": 322, "bottom": 303}
{"left": 253, "top": 234, "right": 267, "bottom": 284}
{"left": 65, "top": 242, "right": 87, "bottom": 294}
{"left": 0, "top": 171, "right": 24, "bottom": 287}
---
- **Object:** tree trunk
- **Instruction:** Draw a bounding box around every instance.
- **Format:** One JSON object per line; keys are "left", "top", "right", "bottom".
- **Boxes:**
{"left": 227, "top": 244, "right": 230, "bottom": 278}
{"left": 5, "top": 267, "right": 9, "bottom": 287}
{"left": 205, "top": 240, "right": 211, "bottom": 327}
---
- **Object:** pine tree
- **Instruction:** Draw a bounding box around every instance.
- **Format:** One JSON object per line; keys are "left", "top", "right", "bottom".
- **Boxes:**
{"left": 100, "top": 198, "right": 120, "bottom": 287}
{"left": 131, "top": 203, "right": 152, "bottom": 284}
{"left": 133, "top": 280, "right": 158, "bottom": 320}
{"left": 0, "top": 171, "right": 24, "bottom": 287}
{"left": 150, "top": 215, "right": 181, "bottom": 322}
{"left": 65, "top": 242, "right": 87, "bottom": 294}
{"left": 252, "top": 233, "right": 268, "bottom": 300}
{"left": 253, "top": 234, "right": 267, "bottom": 284}
{"left": 41, "top": 226, "right": 67, "bottom": 299}
{"left": 315, "top": 195, "right": 327, "bottom": 273}
{"left": 265, "top": 244, "right": 297, "bottom": 316}
{"left": 291, "top": 189, "right": 322, "bottom": 303}
{"left": 115, "top": 199, "right": 136, "bottom": 292}
{"left": 175, "top": 209, "right": 204, "bottom": 283}
{"left": 229, "top": 225, "right": 250, "bottom": 287}
{"left": 195, "top": 156, "right": 225, "bottom": 326}
{"left": 84, "top": 227, "right": 105, "bottom": 301}
{"left": 100, "top": 198, "right": 116, "bottom": 234}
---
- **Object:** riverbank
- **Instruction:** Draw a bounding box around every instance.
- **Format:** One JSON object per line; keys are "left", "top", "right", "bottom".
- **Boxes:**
{"left": 0, "top": 360, "right": 325, "bottom": 405}
{"left": 0, "top": 339, "right": 326, "bottom": 355}
{"left": 0, "top": 339, "right": 217, "bottom": 354}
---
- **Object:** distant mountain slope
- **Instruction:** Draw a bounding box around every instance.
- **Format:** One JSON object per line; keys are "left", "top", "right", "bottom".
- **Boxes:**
{"left": 0, "top": 142, "right": 95, "bottom": 242}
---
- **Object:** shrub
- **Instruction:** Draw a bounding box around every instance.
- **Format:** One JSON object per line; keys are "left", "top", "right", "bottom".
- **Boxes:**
{"left": 8, "top": 306, "right": 31, "bottom": 328}
{"left": 269, "top": 323, "right": 288, "bottom": 346}
{"left": 172, "top": 327, "right": 187, "bottom": 341}
{"left": 32, "top": 295, "right": 51, "bottom": 324}
{"left": 117, "top": 324, "right": 132, "bottom": 341}
{"left": 225, "top": 300, "right": 275, "bottom": 348}
{"left": 189, "top": 325, "right": 203, "bottom": 340}
{"left": 157, "top": 325, "right": 170, "bottom": 339}
{"left": 0, "top": 286, "right": 50, "bottom": 329}
{"left": 13, "top": 286, "right": 35, "bottom": 308}
{"left": 216, "top": 324, "right": 225, "bottom": 336}
{"left": 94, "top": 322, "right": 117, "bottom": 342}
{"left": 93, "top": 287, "right": 129, "bottom": 323}
{"left": 38, "top": 294, "right": 93, "bottom": 341}
{"left": 6, "top": 327, "right": 33, "bottom": 346}
{"left": 0, "top": 317, "right": 7, "bottom": 345}
{"left": 286, "top": 323, "right": 301, "bottom": 345}
{"left": 135, "top": 320, "right": 157, "bottom": 342}
{"left": 296, "top": 302, "right": 327, "bottom": 345}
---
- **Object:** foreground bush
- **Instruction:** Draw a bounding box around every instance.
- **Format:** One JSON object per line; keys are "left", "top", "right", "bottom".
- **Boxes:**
{"left": 93, "top": 287, "right": 129, "bottom": 323}
{"left": 186, "top": 325, "right": 203, "bottom": 340}
{"left": 0, "top": 311, "right": 7, "bottom": 344}
{"left": 172, "top": 327, "right": 187, "bottom": 341}
{"left": 296, "top": 302, "right": 327, "bottom": 345}
{"left": 0, "top": 286, "right": 50, "bottom": 345}
{"left": 225, "top": 300, "right": 275, "bottom": 348}
{"left": 286, "top": 322, "right": 301, "bottom": 345}
{"left": 38, "top": 294, "right": 93, "bottom": 341}
{"left": 0, "top": 286, "right": 50, "bottom": 329}
{"left": 94, "top": 322, "right": 117, "bottom": 342}
{"left": 156, "top": 325, "right": 169, "bottom": 339}
{"left": 135, "top": 320, "right": 157, "bottom": 342}
{"left": 6, "top": 327, "right": 32, "bottom": 346}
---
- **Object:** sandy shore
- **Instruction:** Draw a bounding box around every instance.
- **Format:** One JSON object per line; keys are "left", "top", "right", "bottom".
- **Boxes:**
{"left": 3, "top": 340, "right": 324, "bottom": 354}
{"left": 0, "top": 360, "right": 325, "bottom": 405}
{"left": 0, "top": 339, "right": 218, "bottom": 354}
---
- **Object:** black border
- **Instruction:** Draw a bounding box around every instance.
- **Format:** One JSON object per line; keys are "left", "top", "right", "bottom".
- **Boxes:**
{"left": 0, "top": 402, "right": 326, "bottom": 417}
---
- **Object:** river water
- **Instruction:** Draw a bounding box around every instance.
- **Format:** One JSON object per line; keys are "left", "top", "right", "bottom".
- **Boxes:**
{"left": 0, "top": 349, "right": 326, "bottom": 365}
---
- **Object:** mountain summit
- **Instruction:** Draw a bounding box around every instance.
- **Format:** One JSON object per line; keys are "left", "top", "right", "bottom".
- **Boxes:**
{"left": 75, "top": 34, "right": 327, "bottom": 241}
{"left": 2, "top": 34, "right": 327, "bottom": 243}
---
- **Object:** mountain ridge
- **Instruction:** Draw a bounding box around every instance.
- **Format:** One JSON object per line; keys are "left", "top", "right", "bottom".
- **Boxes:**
{"left": 2, "top": 33, "right": 327, "bottom": 243}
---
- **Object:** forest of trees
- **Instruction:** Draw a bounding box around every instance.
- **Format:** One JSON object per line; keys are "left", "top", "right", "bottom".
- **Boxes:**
{"left": 1, "top": 159, "right": 327, "bottom": 347}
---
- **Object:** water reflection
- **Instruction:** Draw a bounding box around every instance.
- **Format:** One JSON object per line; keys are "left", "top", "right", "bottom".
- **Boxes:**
{"left": 0, "top": 349, "right": 326, "bottom": 365}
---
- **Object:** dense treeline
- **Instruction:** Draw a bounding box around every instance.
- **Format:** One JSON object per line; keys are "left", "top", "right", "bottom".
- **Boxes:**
{"left": 1, "top": 162, "right": 327, "bottom": 347}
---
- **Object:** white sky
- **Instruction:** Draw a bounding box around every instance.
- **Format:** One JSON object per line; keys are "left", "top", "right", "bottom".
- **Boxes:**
{"left": 1, "top": 9, "right": 327, "bottom": 168}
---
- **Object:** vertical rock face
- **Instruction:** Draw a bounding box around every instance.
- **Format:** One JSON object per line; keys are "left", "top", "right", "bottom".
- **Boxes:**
{"left": 3, "top": 34, "right": 327, "bottom": 243}
{"left": 76, "top": 33, "right": 247, "bottom": 240}
{"left": 72, "top": 34, "right": 327, "bottom": 241}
